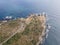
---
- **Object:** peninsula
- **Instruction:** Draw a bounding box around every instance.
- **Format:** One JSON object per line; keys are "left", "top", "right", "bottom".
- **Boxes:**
{"left": 0, "top": 13, "right": 46, "bottom": 45}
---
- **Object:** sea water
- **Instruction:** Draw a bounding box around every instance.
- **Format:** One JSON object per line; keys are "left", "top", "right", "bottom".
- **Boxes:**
{"left": 0, "top": 0, "right": 60, "bottom": 45}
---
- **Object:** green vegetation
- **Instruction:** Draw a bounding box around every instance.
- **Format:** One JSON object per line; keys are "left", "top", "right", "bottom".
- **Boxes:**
{"left": 0, "top": 20, "right": 20, "bottom": 43}
{"left": 1, "top": 15, "right": 45, "bottom": 45}
{"left": 8, "top": 20, "right": 20, "bottom": 28}
{"left": 0, "top": 34, "right": 2, "bottom": 43}
{"left": 31, "top": 40, "right": 36, "bottom": 45}
{"left": 22, "top": 28, "right": 30, "bottom": 35}
{"left": 3, "top": 33, "right": 21, "bottom": 45}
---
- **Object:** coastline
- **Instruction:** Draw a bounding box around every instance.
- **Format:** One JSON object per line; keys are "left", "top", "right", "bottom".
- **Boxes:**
{"left": 36, "top": 21, "right": 46, "bottom": 45}
{"left": 0, "top": 13, "right": 47, "bottom": 45}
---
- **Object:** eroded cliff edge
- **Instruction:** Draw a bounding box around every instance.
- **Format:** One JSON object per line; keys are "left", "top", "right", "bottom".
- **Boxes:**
{"left": 0, "top": 14, "right": 46, "bottom": 45}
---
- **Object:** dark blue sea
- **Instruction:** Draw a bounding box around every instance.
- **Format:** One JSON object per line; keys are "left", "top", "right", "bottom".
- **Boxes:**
{"left": 0, "top": 0, "right": 60, "bottom": 45}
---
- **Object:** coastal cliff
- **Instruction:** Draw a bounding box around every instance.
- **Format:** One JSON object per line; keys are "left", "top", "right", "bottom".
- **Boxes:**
{"left": 0, "top": 13, "right": 46, "bottom": 45}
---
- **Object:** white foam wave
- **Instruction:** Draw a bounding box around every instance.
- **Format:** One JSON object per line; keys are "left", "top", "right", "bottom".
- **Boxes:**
{"left": 46, "top": 29, "right": 49, "bottom": 33}
{"left": 5, "top": 16, "right": 12, "bottom": 19}
{"left": 46, "top": 29, "right": 49, "bottom": 38}
{"left": 48, "top": 25, "right": 51, "bottom": 29}
{"left": 45, "top": 25, "right": 51, "bottom": 38}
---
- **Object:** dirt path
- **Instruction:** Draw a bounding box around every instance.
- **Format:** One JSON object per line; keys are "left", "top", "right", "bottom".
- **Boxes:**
{"left": 0, "top": 23, "right": 26, "bottom": 45}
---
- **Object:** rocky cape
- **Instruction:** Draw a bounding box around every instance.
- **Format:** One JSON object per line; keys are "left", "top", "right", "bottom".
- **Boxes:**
{"left": 0, "top": 13, "right": 46, "bottom": 45}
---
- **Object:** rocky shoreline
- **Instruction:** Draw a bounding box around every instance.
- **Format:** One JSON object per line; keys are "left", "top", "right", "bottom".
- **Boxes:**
{"left": 25, "top": 13, "right": 47, "bottom": 45}
{"left": 0, "top": 13, "right": 47, "bottom": 45}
